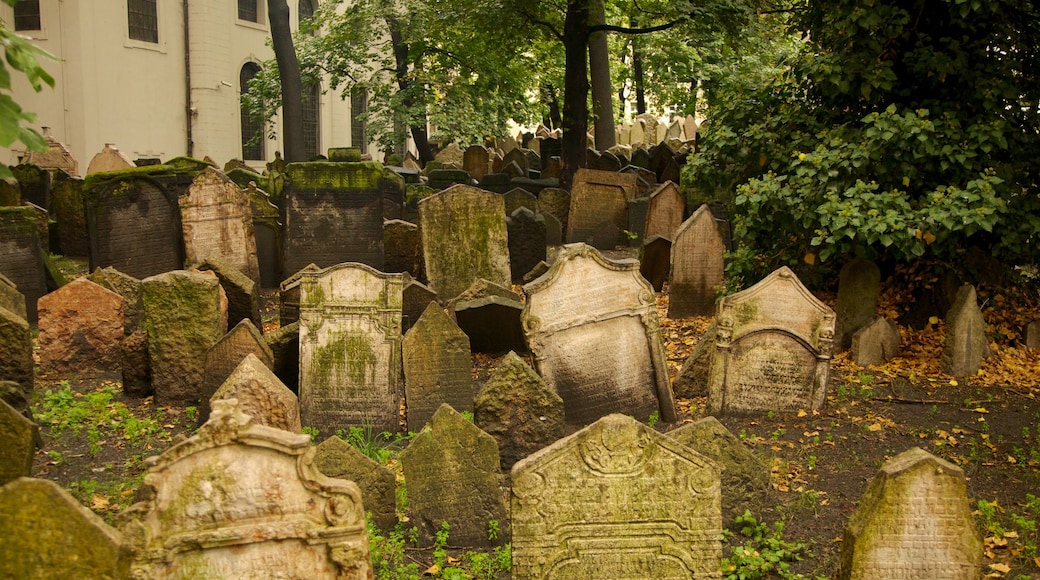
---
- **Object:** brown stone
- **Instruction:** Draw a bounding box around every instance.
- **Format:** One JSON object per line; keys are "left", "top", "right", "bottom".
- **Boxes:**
{"left": 37, "top": 278, "right": 125, "bottom": 377}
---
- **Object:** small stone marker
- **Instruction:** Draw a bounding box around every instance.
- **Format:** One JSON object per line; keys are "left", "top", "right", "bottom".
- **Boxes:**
{"left": 474, "top": 351, "right": 564, "bottom": 471}
{"left": 0, "top": 306, "right": 32, "bottom": 392}
{"left": 180, "top": 167, "right": 261, "bottom": 286}
{"left": 452, "top": 278, "right": 527, "bottom": 354}
{"left": 403, "top": 302, "right": 474, "bottom": 432}
{"left": 507, "top": 207, "right": 547, "bottom": 283}
{"left": 669, "top": 204, "right": 727, "bottom": 318}
{"left": 299, "top": 263, "right": 403, "bottom": 435}
{"left": 851, "top": 317, "right": 901, "bottom": 366}
{"left": 639, "top": 235, "right": 671, "bottom": 292}
{"left": 37, "top": 278, "right": 125, "bottom": 377}
{"left": 835, "top": 258, "right": 881, "bottom": 351}
{"left": 511, "top": 414, "right": 722, "bottom": 578}
{"left": 0, "top": 399, "right": 36, "bottom": 486}
{"left": 566, "top": 168, "right": 638, "bottom": 249}
{"left": 644, "top": 181, "right": 685, "bottom": 241}
{"left": 522, "top": 243, "right": 677, "bottom": 424}
{"left": 707, "top": 266, "right": 835, "bottom": 415}
{"left": 941, "top": 284, "right": 991, "bottom": 378}
{"left": 838, "top": 447, "right": 982, "bottom": 579}
{"left": 314, "top": 435, "right": 398, "bottom": 532}
{"left": 210, "top": 353, "right": 300, "bottom": 432}
{"left": 400, "top": 403, "right": 507, "bottom": 548}
{"left": 120, "top": 399, "right": 372, "bottom": 579}
{"left": 0, "top": 477, "right": 132, "bottom": 578}
{"left": 200, "top": 319, "right": 275, "bottom": 422}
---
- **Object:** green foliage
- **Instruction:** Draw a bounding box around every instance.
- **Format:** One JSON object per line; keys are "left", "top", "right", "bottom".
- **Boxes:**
{"left": 0, "top": 0, "right": 56, "bottom": 178}
{"left": 34, "top": 382, "right": 166, "bottom": 446}
{"left": 368, "top": 519, "right": 511, "bottom": 580}
{"left": 721, "top": 511, "right": 821, "bottom": 580}
{"left": 337, "top": 424, "right": 414, "bottom": 465}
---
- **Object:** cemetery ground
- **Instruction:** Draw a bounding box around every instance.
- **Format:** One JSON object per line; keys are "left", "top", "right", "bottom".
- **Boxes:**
{"left": 24, "top": 258, "right": 1040, "bottom": 579}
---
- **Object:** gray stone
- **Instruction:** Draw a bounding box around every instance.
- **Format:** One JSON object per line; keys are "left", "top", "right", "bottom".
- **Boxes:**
{"left": 941, "top": 284, "right": 991, "bottom": 377}
{"left": 279, "top": 262, "right": 323, "bottom": 326}
{"left": 645, "top": 181, "right": 685, "bottom": 241}
{"left": 511, "top": 414, "right": 721, "bottom": 578}
{"left": 402, "top": 275, "right": 437, "bottom": 334}
{"left": 0, "top": 400, "right": 36, "bottom": 486}
{"left": 672, "top": 320, "right": 717, "bottom": 399}
{"left": 37, "top": 278, "right": 125, "bottom": 377}
{"left": 403, "top": 302, "right": 474, "bottom": 432}
{"left": 196, "top": 256, "right": 262, "bottom": 331}
{"left": 200, "top": 319, "right": 275, "bottom": 423}
{"left": 11, "top": 164, "right": 50, "bottom": 212}
{"left": 541, "top": 211, "right": 562, "bottom": 246}
{"left": 463, "top": 145, "right": 491, "bottom": 182}
{"left": 639, "top": 235, "right": 671, "bottom": 292}
{"left": 507, "top": 207, "right": 547, "bottom": 283}
{"left": 266, "top": 321, "right": 300, "bottom": 394}
{"left": 314, "top": 435, "right": 397, "bottom": 533}
{"left": 451, "top": 279, "right": 527, "bottom": 354}
{"left": 0, "top": 273, "right": 26, "bottom": 321}
{"left": 211, "top": 353, "right": 300, "bottom": 432}
{"left": 851, "top": 317, "right": 901, "bottom": 366}
{"left": 50, "top": 172, "right": 88, "bottom": 257}
{"left": 384, "top": 219, "right": 423, "bottom": 279}
{"left": 503, "top": 187, "right": 538, "bottom": 216}
{"left": 566, "top": 169, "right": 638, "bottom": 249}
{"left": 835, "top": 258, "right": 881, "bottom": 351}
{"left": 180, "top": 167, "right": 261, "bottom": 286}
{"left": 0, "top": 205, "right": 47, "bottom": 323}
{"left": 669, "top": 204, "right": 727, "bottom": 318}
{"left": 0, "top": 306, "right": 32, "bottom": 392}
{"left": 244, "top": 182, "right": 283, "bottom": 288}
{"left": 626, "top": 197, "right": 649, "bottom": 247}
{"left": 87, "top": 266, "right": 143, "bottom": 332}
{"left": 537, "top": 187, "right": 570, "bottom": 240}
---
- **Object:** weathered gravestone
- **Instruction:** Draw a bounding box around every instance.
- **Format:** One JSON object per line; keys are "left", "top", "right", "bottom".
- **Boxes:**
{"left": 0, "top": 399, "right": 36, "bottom": 486}
{"left": 283, "top": 161, "right": 386, "bottom": 275}
{"left": 314, "top": 435, "right": 397, "bottom": 532}
{"left": 380, "top": 168, "right": 406, "bottom": 221}
{"left": 0, "top": 178, "right": 17, "bottom": 206}
{"left": 199, "top": 319, "right": 274, "bottom": 422}
{"left": 1026, "top": 319, "right": 1040, "bottom": 350}
{"left": 464, "top": 145, "right": 491, "bottom": 182}
{"left": 180, "top": 167, "right": 261, "bottom": 286}
{"left": 645, "top": 181, "right": 685, "bottom": 241}
{"left": 834, "top": 258, "right": 881, "bottom": 351}
{"left": 669, "top": 204, "right": 728, "bottom": 318}
{"left": 121, "top": 328, "right": 152, "bottom": 398}
{"left": 620, "top": 165, "right": 658, "bottom": 198}
{"left": 503, "top": 187, "right": 538, "bottom": 216}
{"left": 266, "top": 320, "right": 300, "bottom": 394}
{"left": 941, "top": 284, "right": 991, "bottom": 378}
{"left": 639, "top": 235, "right": 672, "bottom": 292}
{"left": 37, "top": 278, "right": 125, "bottom": 377}
{"left": 566, "top": 168, "right": 638, "bottom": 249}
{"left": 0, "top": 205, "right": 47, "bottom": 323}
{"left": 837, "top": 447, "right": 982, "bottom": 580}
{"left": 0, "top": 273, "right": 26, "bottom": 321}
{"left": 403, "top": 302, "right": 474, "bottom": 432}
{"left": 279, "top": 262, "right": 323, "bottom": 326}
{"left": 142, "top": 270, "right": 227, "bottom": 407}
{"left": 22, "top": 128, "right": 78, "bottom": 176}
{"left": 196, "top": 256, "right": 262, "bottom": 331}
{"left": 851, "top": 317, "right": 901, "bottom": 366}
{"left": 522, "top": 243, "right": 677, "bottom": 424}
{"left": 707, "top": 266, "right": 835, "bottom": 415}
{"left": 50, "top": 171, "right": 88, "bottom": 256}
{"left": 383, "top": 219, "right": 423, "bottom": 279}
{"left": 0, "top": 477, "right": 132, "bottom": 579}
{"left": 511, "top": 414, "right": 722, "bottom": 578}
{"left": 474, "top": 351, "right": 565, "bottom": 471}
{"left": 537, "top": 187, "right": 570, "bottom": 241}
{"left": 626, "top": 196, "right": 649, "bottom": 247}
{"left": 299, "top": 263, "right": 403, "bottom": 435}
{"left": 210, "top": 352, "right": 300, "bottom": 432}
{"left": 11, "top": 163, "right": 51, "bottom": 210}
{"left": 434, "top": 142, "right": 465, "bottom": 167}
{"left": 88, "top": 266, "right": 143, "bottom": 332}
{"left": 507, "top": 207, "right": 547, "bottom": 283}
{"left": 452, "top": 278, "right": 527, "bottom": 354}
{"left": 402, "top": 274, "right": 437, "bottom": 333}
{"left": 86, "top": 143, "right": 135, "bottom": 174}
{"left": 118, "top": 399, "right": 372, "bottom": 579}
{"left": 400, "top": 403, "right": 508, "bottom": 548}
{"left": 0, "top": 306, "right": 32, "bottom": 391}
{"left": 418, "top": 184, "right": 511, "bottom": 301}
{"left": 672, "top": 321, "right": 717, "bottom": 399}
{"left": 245, "top": 182, "right": 283, "bottom": 288}
{"left": 541, "top": 211, "right": 562, "bottom": 246}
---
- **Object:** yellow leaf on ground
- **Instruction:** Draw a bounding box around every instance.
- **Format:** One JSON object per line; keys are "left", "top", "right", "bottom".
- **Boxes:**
{"left": 797, "top": 409, "right": 807, "bottom": 417}
{"left": 423, "top": 564, "right": 440, "bottom": 576}
{"left": 929, "top": 316, "right": 940, "bottom": 325}
{"left": 973, "top": 407, "right": 990, "bottom": 413}
{"left": 868, "top": 423, "right": 882, "bottom": 432}
{"left": 1033, "top": 556, "right": 1040, "bottom": 569}
{"left": 950, "top": 379, "right": 959, "bottom": 386}
{"left": 804, "top": 253, "right": 816, "bottom": 266}
{"left": 91, "top": 494, "right": 110, "bottom": 510}
{"left": 989, "top": 562, "right": 1011, "bottom": 574}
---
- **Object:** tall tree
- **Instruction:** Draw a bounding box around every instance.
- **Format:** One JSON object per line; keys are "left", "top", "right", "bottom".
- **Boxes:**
{"left": 588, "top": 0, "right": 616, "bottom": 150}
{"left": 267, "top": 0, "right": 306, "bottom": 162}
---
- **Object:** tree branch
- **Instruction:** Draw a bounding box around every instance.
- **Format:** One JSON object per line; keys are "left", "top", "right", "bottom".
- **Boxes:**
{"left": 514, "top": 7, "right": 564, "bottom": 41}
{"left": 589, "top": 17, "right": 686, "bottom": 35}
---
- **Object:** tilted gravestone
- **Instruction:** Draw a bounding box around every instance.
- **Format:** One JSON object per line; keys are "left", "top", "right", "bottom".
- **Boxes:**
{"left": 0, "top": 400, "right": 37, "bottom": 486}
{"left": 669, "top": 204, "right": 728, "bottom": 318}
{"left": 838, "top": 447, "right": 982, "bottom": 579}
{"left": 644, "top": 181, "right": 685, "bottom": 241}
{"left": 834, "top": 258, "right": 881, "bottom": 351}
{"left": 418, "top": 184, "right": 511, "bottom": 302}
{"left": 279, "top": 262, "right": 323, "bottom": 326}
{"left": 851, "top": 317, "right": 901, "bottom": 366}
{"left": 87, "top": 266, "right": 143, "bottom": 332}
{"left": 941, "top": 284, "right": 991, "bottom": 378}
{"left": 507, "top": 207, "right": 547, "bottom": 283}
{"left": 522, "top": 243, "right": 677, "bottom": 425}
{"left": 0, "top": 205, "right": 47, "bottom": 323}
{"left": 314, "top": 435, "right": 397, "bottom": 533}
{"left": 199, "top": 319, "right": 274, "bottom": 423}
{"left": 37, "top": 278, "right": 125, "bottom": 377}
{"left": 0, "top": 478, "right": 131, "bottom": 578}
{"left": 0, "top": 306, "right": 32, "bottom": 392}
{"left": 0, "top": 273, "right": 26, "bottom": 321}
{"left": 50, "top": 171, "right": 88, "bottom": 257}
{"left": 399, "top": 404, "right": 508, "bottom": 548}
{"left": 474, "top": 351, "right": 564, "bottom": 471}
{"left": 299, "top": 263, "right": 403, "bottom": 436}
{"left": 210, "top": 353, "right": 300, "bottom": 432}
{"left": 402, "top": 274, "right": 437, "bottom": 334}
{"left": 245, "top": 182, "right": 283, "bottom": 288}
{"left": 11, "top": 163, "right": 51, "bottom": 211}
{"left": 196, "top": 256, "right": 262, "bottom": 331}
{"left": 537, "top": 187, "right": 570, "bottom": 241}
{"left": 707, "top": 266, "right": 835, "bottom": 415}
{"left": 266, "top": 320, "right": 300, "bottom": 394}
{"left": 511, "top": 414, "right": 722, "bottom": 578}
{"left": 566, "top": 168, "right": 638, "bottom": 249}
{"left": 452, "top": 278, "right": 527, "bottom": 354}
{"left": 180, "top": 167, "right": 261, "bottom": 286}
{"left": 403, "top": 302, "right": 474, "bottom": 433}
{"left": 118, "top": 399, "right": 372, "bottom": 579}
{"left": 672, "top": 321, "right": 717, "bottom": 399}
{"left": 639, "top": 235, "right": 671, "bottom": 292}
{"left": 142, "top": 270, "right": 227, "bottom": 407}
{"left": 383, "top": 219, "right": 423, "bottom": 279}
{"left": 283, "top": 161, "right": 386, "bottom": 274}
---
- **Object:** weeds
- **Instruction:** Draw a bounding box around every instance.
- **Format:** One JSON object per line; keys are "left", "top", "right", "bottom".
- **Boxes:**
{"left": 721, "top": 511, "right": 823, "bottom": 580}
{"left": 368, "top": 519, "right": 510, "bottom": 580}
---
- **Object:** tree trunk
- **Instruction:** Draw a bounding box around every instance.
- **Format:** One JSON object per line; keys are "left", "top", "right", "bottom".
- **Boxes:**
{"left": 387, "top": 18, "right": 434, "bottom": 165}
{"left": 561, "top": 0, "right": 590, "bottom": 189}
{"left": 268, "top": 0, "right": 306, "bottom": 162}
{"left": 541, "top": 82, "right": 562, "bottom": 130}
{"left": 632, "top": 24, "right": 647, "bottom": 115}
{"left": 587, "top": 0, "right": 615, "bottom": 150}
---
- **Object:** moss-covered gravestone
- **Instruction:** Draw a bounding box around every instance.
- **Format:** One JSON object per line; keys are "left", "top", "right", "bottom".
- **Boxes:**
{"left": 244, "top": 182, "right": 283, "bottom": 289}
{"left": 0, "top": 273, "right": 26, "bottom": 321}
{"left": 0, "top": 399, "right": 36, "bottom": 486}
{"left": 37, "top": 278, "right": 125, "bottom": 377}
{"left": 511, "top": 414, "right": 721, "bottom": 578}
{"left": 402, "top": 302, "right": 474, "bottom": 432}
{"left": 279, "top": 262, "right": 323, "bottom": 327}
{"left": 565, "top": 168, "right": 638, "bottom": 250}
{"left": 0, "top": 306, "right": 32, "bottom": 392}
{"left": 402, "top": 275, "right": 437, "bottom": 333}
{"left": 200, "top": 320, "right": 274, "bottom": 423}
{"left": 941, "top": 284, "right": 991, "bottom": 378}
{"left": 50, "top": 171, "right": 88, "bottom": 257}
{"left": 838, "top": 447, "right": 982, "bottom": 579}
{"left": 196, "top": 256, "right": 261, "bottom": 331}
{"left": 142, "top": 270, "right": 226, "bottom": 407}
{"left": 507, "top": 207, "right": 547, "bottom": 284}
{"left": 180, "top": 167, "right": 261, "bottom": 287}
{"left": 537, "top": 187, "right": 570, "bottom": 238}
{"left": 88, "top": 266, "right": 143, "bottom": 332}
{"left": 383, "top": 219, "right": 422, "bottom": 279}
{"left": 211, "top": 353, "right": 299, "bottom": 432}
{"left": 0, "top": 477, "right": 131, "bottom": 579}
{"left": 266, "top": 321, "right": 300, "bottom": 394}
{"left": 0, "top": 205, "right": 47, "bottom": 323}
{"left": 668, "top": 204, "right": 727, "bottom": 318}
{"left": 314, "top": 435, "right": 397, "bottom": 532}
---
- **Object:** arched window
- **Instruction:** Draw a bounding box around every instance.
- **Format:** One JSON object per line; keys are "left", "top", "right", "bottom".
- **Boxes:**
{"left": 240, "top": 63, "right": 265, "bottom": 161}
{"left": 302, "top": 82, "right": 320, "bottom": 160}
{"left": 14, "top": 0, "right": 41, "bottom": 31}
{"left": 298, "top": 0, "right": 315, "bottom": 33}
{"left": 127, "top": 0, "right": 158, "bottom": 43}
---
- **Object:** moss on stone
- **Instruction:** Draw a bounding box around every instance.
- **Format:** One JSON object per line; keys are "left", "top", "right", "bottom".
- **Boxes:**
{"left": 309, "top": 330, "right": 377, "bottom": 388}
{"left": 285, "top": 161, "right": 385, "bottom": 191}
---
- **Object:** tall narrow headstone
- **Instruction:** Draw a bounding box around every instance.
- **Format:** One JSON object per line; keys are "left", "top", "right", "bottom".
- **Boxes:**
{"left": 383, "top": 219, "right": 423, "bottom": 278}
{"left": 644, "top": 181, "right": 685, "bottom": 241}
{"left": 210, "top": 353, "right": 300, "bottom": 432}
{"left": 507, "top": 207, "right": 547, "bottom": 283}
{"left": 245, "top": 182, "right": 283, "bottom": 288}
{"left": 537, "top": 187, "right": 570, "bottom": 240}
{"left": 50, "top": 171, "right": 88, "bottom": 256}
{"left": 299, "top": 263, "right": 403, "bottom": 435}
{"left": 511, "top": 414, "right": 721, "bottom": 578}
{"left": 639, "top": 235, "right": 672, "bottom": 292}
{"left": 314, "top": 435, "right": 397, "bottom": 532}
{"left": 403, "top": 303, "right": 474, "bottom": 432}
{"left": 834, "top": 258, "right": 881, "bottom": 351}
{"left": 0, "top": 206, "right": 47, "bottom": 323}
{"left": 463, "top": 145, "right": 491, "bottom": 182}
{"left": 668, "top": 204, "right": 727, "bottom": 318}
{"left": 37, "top": 278, "right": 125, "bottom": 377}
{"left": 196, "top": 256, "right": 262, "bottom": 331}
{"left": 180, "top": 167, "right": 261, "bottom": 286}
{"left": 941, "top": 284, "right": 991, "bottom": 377}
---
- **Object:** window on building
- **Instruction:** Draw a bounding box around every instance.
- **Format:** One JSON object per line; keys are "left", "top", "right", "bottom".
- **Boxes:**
{"left": 240, "top": 63, "right": 265, "bottom": 161}
{"left": 302, "top": 82, "right": 320, "bottom": 160}
{"left": 350, "top": 88, "right": 367, "bottom": 150}
{"left": 298, "top": 0, "right": 314, "bottom": 33}
{"left": 14, "top": 0, "right": 41, "bottom": 31}
{"left": 128, "top": 0, "right": 158, "bottom": 43}
{"left": 238, "top": 0, "right": 259, "bottom": 23}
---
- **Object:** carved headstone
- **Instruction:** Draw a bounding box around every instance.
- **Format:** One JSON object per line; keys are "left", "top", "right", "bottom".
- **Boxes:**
{"left": 566, "top": 168, "right": 638, "bottom": 249}
{"left": 180, "top": 167, "right": 261, "bottom": 286}
{"left": 85, "top": 143, "right": 134, "bottom": 174}
{"left": 299, "top": 263, "right": 403, "bottom": 435}
{"left": 200, "top": 319, "right": 274, "bottom": 422}
{"left": 507, "top": 207, "right": 547, "bottom": 283}
{"left": 668, "top": 204, "right": 728, "bottom": 318}
{"left": 838, "top": 447, "right": 982, "bottom": 580}
{"left": 210, "top": 353, "right": 300, "bottom": 432}
{"left": 707, "top": 266, "right": 835, "bottom": 415}
{"left": 0, "top": 205, "right": 47, "bottom": 323}
{"left": 644, "top": 181, "right": 685, "bottom": 241}
{"left": 403, "top": 303, "right": 474, "bottom": 432}
{"left": 941, "top": 284, "right": 991, "bottom": 377}
{"left": 314, "top": 435, "right": 397, "bottom": 532}
{"left": 37, "top": 278, "right": 125, "bottom": 377}
{"left": 119, "top": 399, "right": 372, "bottom": 579}
{"left": 522, "top": 243, "right": 677, "bottom": 424}
{"left": 851, "top": 317, "right": 901, "bottom": 366}
{"left": 835, "top": 258, "right": 881, "bottom": 351}
{"left": 0, "top": 307, "right": 32, "bottom": 391}
{"left": 22, "top": 128, "right": 78, "bottom": 175}
{"left": 512, "top": 414, "right": 722, "bottom": 577}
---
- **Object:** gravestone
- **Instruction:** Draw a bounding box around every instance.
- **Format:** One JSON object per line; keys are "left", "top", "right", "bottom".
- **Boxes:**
{"left": 196, "top": 256, "right": 261, "bottom": 331}
{"left": 649, "top": 145, "right": 682, "bottom": 184}
{"left": 434, "top": 142, "right": 465, "bottom": 167}
{"left": 503, "top": 187, "right": 538, "bottom": 216}
{"left": 626, "top": 197, "right": 649, "bottom": 247}
{"left": 630, "top": 146, "right": 651, "bottom": 169}
{"left": 619, "top": 165, "right": 658, "bottom": 197}
{"left": 0, "top": 205, "right": 47, "bottom": 323}
{"left": 283, "top": 161, "right": 385, "bottom": 274}
{"left": 402, "top": 275, "right": 437, "bottom": 333}
{"left": 668, "top": 416, "right": 770, "bottom": 525}
{"left": 328, "top": 147, "right": 362, "bottom": 162}
{"left": 37, "top": 278, "right": 125, "bottom": 377}
{"left": 0, "top": 307, "right": 32, "bottom": 391}
{"left": 941, "top": 284, "right": 991, "bottom": 378}
{"left": 645, "top": 181, "right": 685, "bottom": 241}
{"left": 266, "top": 321, "right": 300, "bottom": 394}
{"left": 380, "top": 169, "right": 406, "bottom": 221}
{"left": 1026, "top": 319, "right": 1040, "bottom": 350}
{"left": 88, "top": 266, "right": 143, "bottom": 332}
{"left": 142, "top": 270, "right": 227, "bottom": 407}
{"left": 537, "top": 187, "right": 570, "bottom": 240}
{"left": 851, "top": 317, "right": 901, "bottom": 366}
{"left": 180, "top": 167, "right": 261, "bottom": 286}
{"left": 452, "top": 278, "right": 527, "bottom": 354}
{"left": 522, "top": 243, "right": 677, "bottom": 424}
{"left": 566, "top": 169, "right": 638, "bottom": 249}
{"left": 511, "top": 414, "right": 721, "bottom": 578}
{"left": 119, "top": 399, "right": 372, "bottom": 579}
{"left": 0, "top": 273, "right": 25, "bottom": 321}
{"left": 507, "top": 207, "right": 547, "bottom": 283}
{"left": 85, "top": 143, "right": 135, "bottom": 174}
{"left": 279, "top": 263, "right": 323, "bottom": 326}
{"left": 707, "top": 266, "right": 835, "bottom": 415}
{"left": 0, "top": 400, "right": 36, "bottom": 486}
{"left": 245, "top": 182, "right": 283, "bottom": 288}
{"left": 639, "top": 235, "right": 672, "bottom": 292}
{"left": 121, "top": 328, "right": 152, "bottom": 398}
{"left": 838, "top": 447, "right": 982, "bottom": 580}
{"left": 427, "top": 168, "right": 472, "bottom": 190}
{"left": 299, "top": 263, "right": 403, "bottom": 436}
{"left": 0, "top": 478, "right": 131, "bottom": 578}
{"left": 478, "top": 172, "right": 511, "bottom": 194}
{"left": 12, "top": 164, "right": 51, "bottom": 210}
{"left": 399, "top": 404, "right": 508, "bottom": 548}
{"left": 499, "top": 148, "right": 530, "bottom": 177}
{"left": 199, "top": 319, "right": 274, "bottom": 422}
{"left": 672, "top": 321, "right": 717, "bottom": 398}
{"left": 0, "top": 178, "right": 17, "bottom": 206}
{"left": 834, "top": 258, "right": 881, "bottom": 351}
{"left": 464, "top": 145, "right": 491, "bottom": 182}
{"left": 403, "top": 303, "right": 474, "bottom": 432}
{"left": 473, "top": 351, "right": 564, "bottom": 471}
{"left": 314, "top": 435, "right": 397, "bottom": 532}
{"left": 384, "top": 219, "right": 423, "bottom": 278}
{"left": 418, "top": 184, "right": 511, "bottom": 301}
{"left": 50, "top": 171, "right": 88, "bottom": 256}
{"left": 210, "top": 353, "right": 300, "bottom": 432}
{"left": 668, "top": 204, "right": 727, "bottom": 318}
{"left": 22, "top": 128, "right": 78, "bottom": 176}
